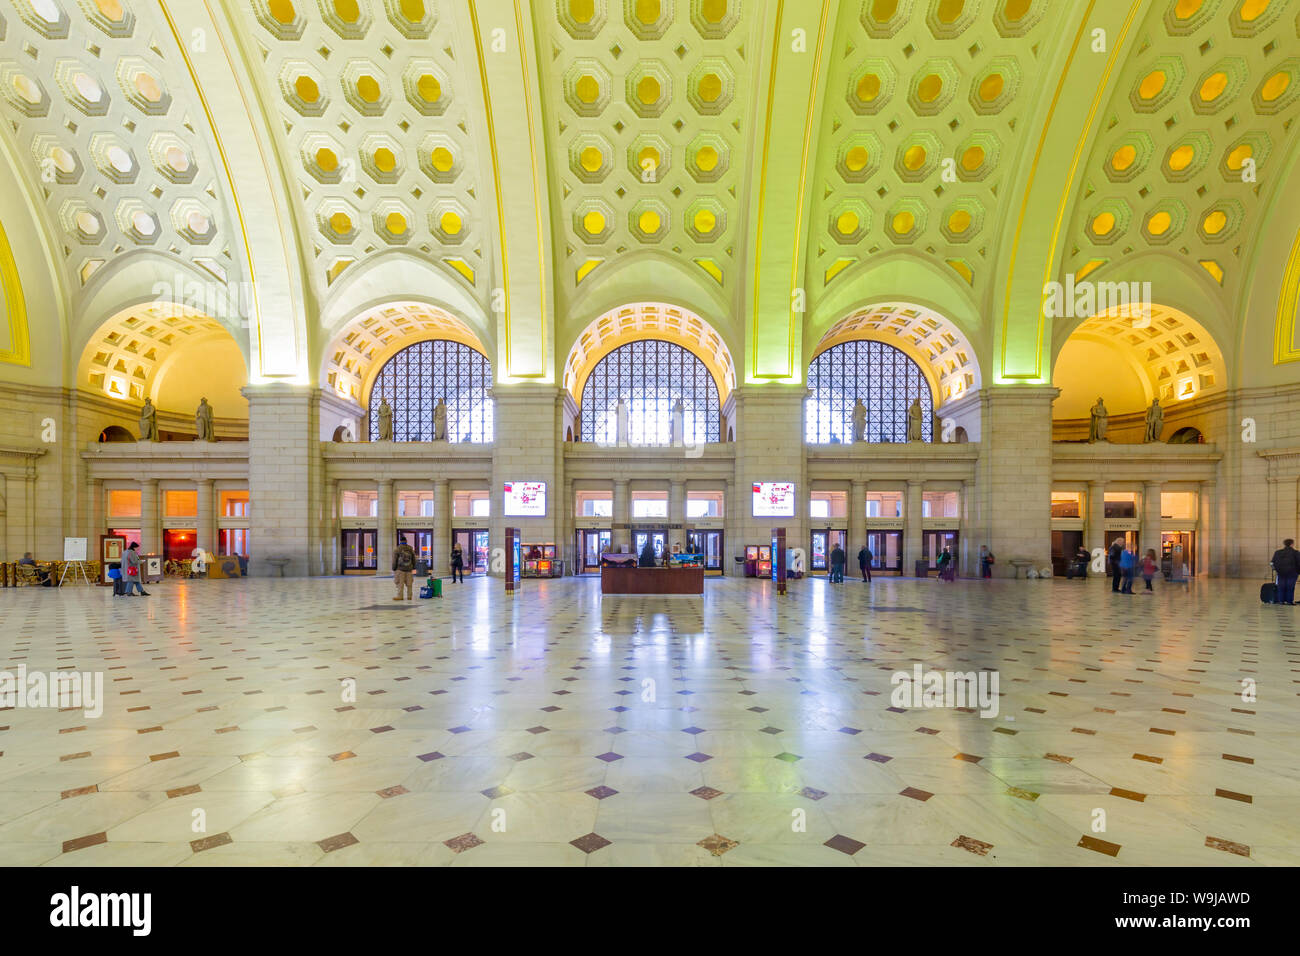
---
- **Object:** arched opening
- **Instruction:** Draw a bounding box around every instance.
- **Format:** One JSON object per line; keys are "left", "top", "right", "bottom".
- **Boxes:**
{"left": 563, "top": 302, "right": 737, "bottom": 445}
{"left": 578, "top": 339, "right": 721, "bottom": 445}
{"left": 1168, "top": 426, "right": 1203, "bottom": 445}
{"left": 1052, "top": 303, "right": 1226, "bottom": 441}
{"left": 366, "top": 339, "right": 493, "bottom": 443}
{"left": 322, "top": 302, "right": 490, "bottom": 408}
{"left": 97, "top": 425, "right": 135, "bottom": 443}
{"left": 76, "top": 303, "right": 249, "bottom": 439}
{"left": 805, "top": 338, "right": 934, "bottom": 444}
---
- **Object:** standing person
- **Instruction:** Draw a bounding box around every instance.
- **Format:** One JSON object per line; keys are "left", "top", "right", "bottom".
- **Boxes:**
{"left": 936, "top": 547, "right": 954, "bottom": 582}
{"left": 980, "top": 545, "right": 995, "bottom": 579}
{"left": 450, "top": 541, "right": 465, "bottom": 583}
{"left": 1108, "top": 538, "right": 1124, "bottom": 593}
{"left": 829, "top": 544, "right": 846, "bottom": 583}
{"left": 1270, "top": 538, "right": 1299, "bottom": 605}
{"left": 1140, "top": 548, "right": 1158, "bottom": 594}
{"left": 857, "top": 543, "right": 873, "bottom": 582}
{"left": 122, "top": 542, "right": 150, "bottom": 596}
{"left": 392, "top": 537, "right": 416, "bottom": 601}
{"left": 1119, "top": 545, "right": 1136, "bottom": 594}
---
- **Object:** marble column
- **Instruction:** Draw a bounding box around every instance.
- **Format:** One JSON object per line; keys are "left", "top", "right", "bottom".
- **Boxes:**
{"left": 433, "top": 478, "right": 449, "bottom": 577}
{"left": 140, "top": 479, "right": 159, "bottom": 555}
{"left": 1199, "top": 480, "right": 1217, "bottom": 578}
{"left": 325, "top": 478, "right": 339, "bottom": 574}
{"left": 723, "top": 477, "right": 737, "bottom": 575}
{"left": 905, "top": 478, "right": 923, "bottom": 575}
{"left": 196, "top": 479, "right": 214, "bottom": 557}
{"left": 612, "top": 479, "right": 630, "bottom": 553}
{"left": 377, "top": 479, "right": 394, "bottom": 575}
{"left": 562, "top": 477, "right": 574, "bottom": 574}
{"left": 90, "top": 478, "right": 104, "bottom": 544}
{"left": 1140, "top": 481, "right": 1162, "bottom": 559}
{"left": 849, "top": 479, "right": 867, "bottom": 554}
{"left": 1087, "top": 480, "right": 1106, "bottom": 557}
{"left": 669, "top": 480, "right": 685, "bottom": 548}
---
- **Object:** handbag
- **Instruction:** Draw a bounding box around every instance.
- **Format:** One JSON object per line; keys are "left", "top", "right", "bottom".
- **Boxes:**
{"left": 127, "top": 564, "right": 138, "bottom": 576}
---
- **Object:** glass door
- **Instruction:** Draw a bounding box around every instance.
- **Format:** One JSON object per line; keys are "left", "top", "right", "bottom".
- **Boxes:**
{"left": 633, "top": 531, "right": 666, "bottom": 563}
{"left": 342, "top": 529, "right": 377, "bottom": 573}
{"left": 578, "top": 530, "right": 612, "bottom": 573}
{"left": 810, "top": 531, "right": 828, "bottom": 573}
{"left": 924, "top": 531, "right": 961, "bottom": 571}
{"left": 867, "top": 531, "right": 903, "bottom": 573}
{"left": 686, "top": 530, "right": 723, "bottom": 574}
{"left": 1161, "top": 532, "right": 1195, "bottom": 577}
{"left": 472, "top": 530, "right": 490, "bottom": 574}
{"left": 397, "top": 529, "right": 433, "bottom": 569}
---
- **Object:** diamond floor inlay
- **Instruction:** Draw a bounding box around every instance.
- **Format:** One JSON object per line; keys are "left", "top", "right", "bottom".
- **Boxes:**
{"left": 0, "top": 574, "right": 1295, "bottom": 867}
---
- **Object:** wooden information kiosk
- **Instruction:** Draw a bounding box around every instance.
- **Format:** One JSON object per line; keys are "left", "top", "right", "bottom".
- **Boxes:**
{"left": 599, "top": 553, "right": 704, "bottom": 595}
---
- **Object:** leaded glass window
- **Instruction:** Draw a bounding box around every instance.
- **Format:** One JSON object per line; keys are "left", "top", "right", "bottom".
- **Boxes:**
{"left": 579, "top": 340, "right": 720, "bottom": 445}
{"left": 805, "top": 340, "right": 932, "bottom": 444}
{"left": 367, "top": 340, "right": 493, "bottom": 443}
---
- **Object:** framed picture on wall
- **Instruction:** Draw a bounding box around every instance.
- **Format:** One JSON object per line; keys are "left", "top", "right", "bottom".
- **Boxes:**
{"left": 99, "top": 534, "right": 126, "bottom": 586}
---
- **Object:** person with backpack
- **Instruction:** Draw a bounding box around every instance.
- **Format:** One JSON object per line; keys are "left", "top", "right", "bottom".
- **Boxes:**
{"left": 1270, "top": 538, "right": 1299, "bottom": 605}
{"left": 857, "top": 544, "right": 872, "bottom": 582}
{"left": 936, "top": 547, "right": 955, "bottom": 582}
{"left": 979, "top": 545, "right": 994, "bottom": 579}
{"left": 1140, "top": 548, "right": 1158, "bottom": 594}
{"left": 392, "top": 538, "right": 416, "bottom": 601}
{"left": 450, "top": 542, "right": 465, "bottom": 583}
{"left": 1108, "top": 538, "right": 1124, "bottom": 593}
{"left": 1118, "top": 545, "right": 1136, "bottom": 594}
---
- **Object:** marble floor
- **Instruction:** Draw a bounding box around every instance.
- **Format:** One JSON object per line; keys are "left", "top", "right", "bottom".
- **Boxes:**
{"left": 0, "top": 572, "right": 1296, "bottom": 867}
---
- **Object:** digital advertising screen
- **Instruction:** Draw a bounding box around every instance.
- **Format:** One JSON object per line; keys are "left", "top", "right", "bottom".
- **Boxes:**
{"left": 752, "top": 482, "right": 795, "bottom": 517}
{"left": 503, "top": 481, "right": 547, "bottom": 517}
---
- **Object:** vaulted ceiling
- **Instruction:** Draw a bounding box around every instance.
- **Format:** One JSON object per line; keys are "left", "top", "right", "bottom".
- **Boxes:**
{"left": 1, "top": 0, "right": 1298, "bottom": 392}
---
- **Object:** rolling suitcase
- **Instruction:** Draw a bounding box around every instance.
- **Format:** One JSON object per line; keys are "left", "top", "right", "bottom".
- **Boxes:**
{"left": 1261, "top": 575, "right": 1277, "bottom": 604}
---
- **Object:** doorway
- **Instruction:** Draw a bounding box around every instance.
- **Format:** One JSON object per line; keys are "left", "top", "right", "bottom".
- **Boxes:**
{"left": 686, "top": 530, "right": 724, "bottom": 574}
{"left": 397, "top": 529, "right": 433, "bottom": 571}
{"left": 866, "top": 531, "right": 903, "bottom": 574}
{"left": 1161, "top": 531, "right": 1196, "bottom": 578}
{"left": 633, "top": 530, "right": 667, "bottom": 563}
{"left": 452, "top": 529, "right": 490, "bottom": 574}
{"left": 577, "top": 529, "right": 611, "bottom": 573}
{"left": 810, "top": 529, "right": 847, "bottom": 575}
{"left": 342, "top": 529, "right": 377, "bottom": 573}
{"left": 1105, "top": 530, "right": 1139, "bottom": 573}
{"left": 923, "top": 531, "right": 960, "bottom": 572}
{"left": 1049, "top": 530, "right": 1081, "bottom": 577}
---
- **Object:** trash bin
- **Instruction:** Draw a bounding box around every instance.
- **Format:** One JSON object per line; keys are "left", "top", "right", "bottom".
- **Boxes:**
{"left": 415, "top": 560, "right": 428, "bottom": 576}
{"left": 431, "top": 577, "right": 442, "bottom": 598}
{"left": 915, "top": 559, "right": 929, "bottom": 578}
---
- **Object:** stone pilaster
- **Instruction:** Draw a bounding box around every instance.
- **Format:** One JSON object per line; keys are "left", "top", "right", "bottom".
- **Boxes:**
{"left": 243, "top": 383, "right": 321, "bottom": 577}
{"left": 1141, "top": 481, "right": 1162, "bottom": 558}
{"left": 433, "top": 478, "right": 449, "bottom": 576}
{"left": 140, "top": 478, "right": 159, "bottom": 554}
{"left": 489, "top": 385, "right": 566, "bottom": 574}
{"left": 377, "top": 478, "right": 394, "bottom": 575}
{"left": 324, "top": 478, "right": 339, "bottom": 574}
{"left": 905, "top": 479, "right": 923, "bottom": 574}
{"left": 612, "top": 479, "right": 630, "bottom": 553}
{"left": 1087, "top": 479, "right": 1105, "bottom": 555}
{"left": 849, "top": 479, "right": 866, "bottom": 556}
{"left": 972, "top": 385, "right": 1058, "bottom": 575}
{"left": 731, "top": 385, "right": 807, "bottom": 557}
{"left": 196, "top": 479, "right": 214, "bottom": 556}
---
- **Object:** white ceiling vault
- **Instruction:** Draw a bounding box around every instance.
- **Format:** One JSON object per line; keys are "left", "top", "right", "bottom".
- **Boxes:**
{"left": 2, "top": 0, "right": 1299, "bottom": 394}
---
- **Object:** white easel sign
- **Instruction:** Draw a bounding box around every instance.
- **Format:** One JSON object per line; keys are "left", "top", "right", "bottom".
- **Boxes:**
{"left": 63, "top": 537, "right": 88, "bottom": 562}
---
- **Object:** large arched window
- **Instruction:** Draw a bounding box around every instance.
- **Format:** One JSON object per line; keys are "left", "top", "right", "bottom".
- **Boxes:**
{"left": 579, "top": 340, "right": 720, "bottom": 445}
{"left": 367, "top": 339, "right": 493, "bottom": 442}
{"left": 805, "top": 340, "right": 933, "bottom": 443}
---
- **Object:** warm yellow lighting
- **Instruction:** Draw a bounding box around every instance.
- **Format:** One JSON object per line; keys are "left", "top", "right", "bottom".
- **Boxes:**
{"left": 416, "top": 74, "right": 441, "bottom": 103}
{"left": 1111, "top": 144, "right": 1137, "bottom": 171}
{"left": 856, "top": 74, "right": 880, "bottom": 102}
{"left": 440, "top": 211, "right": 462, "bottom": 235}
{"left": 1147, "top": 211, "right": 1172, "bottom": 235}
{"left": 374, "top": 148, "right": 396, "bottom": 173}
{"left": 903, "top": 144, "right": 927, "bottom": 170}
{"left": 1260, "top": 71, "right": 1290, "bottom": 102}
{"left": 845, "top": 146, "right": 869, "bottom": 171}
{"left": 638, "top": 209, "right": 661, "bottom": 233}
{"left": 583, "top": 210, "right": 606, "bottom": 234}
{"left": 431, "top": 147, "right": 454, "bottom": 172}
{"left": 575, "top": 74, "right": 600, "bottom": 103}
{"left": 961, "top": 145, "right": 984, "bottom": 171}
{"left": 316, "top": 147, "right": 338, "bottom": 172}
{"left": 357, "top": 75, "right": 382, "bottom": 103}
{"left": 1168, "top": 144, "right": 1195, "bottom": 170}
{"left": 294, "top": 75, "right": 319, "bottom": 102}
{"left": 329, "top": 212, "right": 352, "bottom": 233}
{"left": 948, "top": 209, "right": 971, "bottom": 233}
{"left": 836, "top": 211, "right": 859, "bottom": 234}
{"left": 699, "top": 73, "right": 722, "bottom": 102}
{"left": 978, "top": 74, "right": 1003, "bottom": 101}
{"left": 1202, "top": 210, "right": 1227, "bottom": 235}
{"left": 917, "top": 74, "right": 943, "bottom": 103}
{"left": 1199, "top": 71, "right": 1228, "bottom": 102}
{"left": 1092, "top": 212, "right": 1116, "bottom": 235}
{"left": 892, "top": 210, "right": 915, "bottom": 233}
{"left": 385, "top": 212, "right": 408, "bottom": 234}
{"left": 695, "top": 145, "right": 719, "bottom": 171}
{"left": 637, "top": 75, "right": 661, "bottom": 104}
{"left": 1225, "top": 143, "right": 1252, "bottom": 170}
{"left": 1138, "top": 70, "right": 1166, "bottom": 100}
{"left": 580, "top": 146, "right": 603, "bottom": 171}
{"left": 694, "top": 209, "right": 717, "bottom": 233}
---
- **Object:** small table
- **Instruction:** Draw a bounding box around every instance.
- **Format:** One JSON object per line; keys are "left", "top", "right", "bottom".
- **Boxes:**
{"left": 266, "top": 557, "right": 290, "bottom": 577}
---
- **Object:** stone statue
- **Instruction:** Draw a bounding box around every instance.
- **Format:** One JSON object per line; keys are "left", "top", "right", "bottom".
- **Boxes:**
{"left": 195, "top": 397, "right": 215, "bottom": 442}
{"left": 615, "top": 397, "right": 628, "bottom": 446}
{"left": 671, "top": 398, "right": 685, "bottom": 445}
{"left": 851, "top": 399, "right": 866, "bottom": 443}
{"left": 377, "top": 398, "right": 393, "bottom": 441}
{"left": 432, "top": 398, "right": 447, "bottom": 441}
{"left": 1088, "top": 397, "right": 1109, "bottom": 443}
{"left": 932, "top": 410, "right": 943, "bottom": 443}
{"left": 906, "top": 398, "right": 924, "bottom": 442}
{"left": 138, "top": 397, "right": 158, "bottom": 442}
{"left": 1143, "top": 398, "right": 1164, "bottom": 444}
